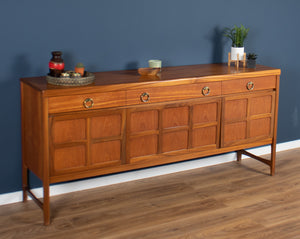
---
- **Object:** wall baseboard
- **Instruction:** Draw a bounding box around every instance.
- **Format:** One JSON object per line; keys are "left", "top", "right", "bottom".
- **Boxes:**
{"left": 1, "top": 139, "right": 299, "bottom": 206}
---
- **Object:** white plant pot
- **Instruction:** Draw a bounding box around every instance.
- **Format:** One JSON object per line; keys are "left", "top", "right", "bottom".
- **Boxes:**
{"left": 231, "top": 47, "right": 244, "bottom": 60}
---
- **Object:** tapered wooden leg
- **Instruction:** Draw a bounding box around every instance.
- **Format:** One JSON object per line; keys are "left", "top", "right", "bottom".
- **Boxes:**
{"left": 236, "top": 150, "right": 242, "bottom": 162}
{"left": 43, "top": 183, "right": 50, "bottom": 225}
{"left": 22, "top": 163, "right": 28, "bottom": 202}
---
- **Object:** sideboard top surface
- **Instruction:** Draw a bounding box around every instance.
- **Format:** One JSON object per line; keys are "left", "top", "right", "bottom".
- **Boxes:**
{"left": 20, "top": 63, "right": 281, "bottom": 96}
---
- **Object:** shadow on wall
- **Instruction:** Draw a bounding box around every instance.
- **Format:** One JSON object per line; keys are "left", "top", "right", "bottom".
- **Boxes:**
{"left": 0, "top": 54, "right": 44, "bottom": 193}
{"left": 63, "top": 51, "right": 76, "bottom": 71}
{"left": 209, "top": 26, "right": 226, "bottom": 63}
{"left": 0, "top": 79, "right": 23, "bottom": 193}
{"left": 125, "top": 61, "right": 139, "bottom": 70}
{"left": 11, "top": 54, "right": 32, "bottom": 78}
{"left": 0, "top": 54, "right": 31, "bottom": 193}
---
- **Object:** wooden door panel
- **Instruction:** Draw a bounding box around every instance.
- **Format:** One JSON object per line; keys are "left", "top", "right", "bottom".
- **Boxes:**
{"left": 91, "top": 140, "right": 121, "bottom": 165}
{"left": 192, "top": 102, "right": 218, "bottom": 124}
{"left": 192, "top": 126, "right": 217, "bottom": 148}
{"left": 129, "top": 135, "right": 158, "bottom": 158}
{"left": 223, "top": 121, "right": 247, "bottom": 144}
{"left": 162, "top": 106, "right": 189, "bottom": 128}
{"left": 130, "top": 110, "right": 159, "bottom": 133}
{"left": 52, "top": 119, "right": 86, "bottom": 144}
{"left": 127, "top": 107, "right": 159, "bottom": 161}
{"left": 224, "top": 99, "right": 247, "bottom": 122}
{"left": 250, "top": 95, "right": 272, "bottom": 116}
{"left": 50, "top": 109, "right": 125, "bottom": 175}
{"left": 127, "top": 99, "right": 221, "bottom": 161}
{"left": 53, "top": 145, "right": 86, "bottom": 172}
{"left": 91, "top": 114, "right": 121, "bottom": 139}
{"left": 162, "top": 130, "right": 188, "bottom": 153}
{"left": 222, "top": 91, "right": 274, "bottom": 147}
{"left": 249, "top": 118, "right": 271, "bottom": 138}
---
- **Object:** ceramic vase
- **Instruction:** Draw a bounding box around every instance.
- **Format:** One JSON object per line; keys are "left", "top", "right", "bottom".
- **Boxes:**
{"left": 231, "top": 47, "right": 244, "bottom": 60}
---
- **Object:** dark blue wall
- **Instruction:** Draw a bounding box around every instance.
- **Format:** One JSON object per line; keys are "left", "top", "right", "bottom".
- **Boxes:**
{"left": 0, "top": 0, "right": 299, "bottom": 194}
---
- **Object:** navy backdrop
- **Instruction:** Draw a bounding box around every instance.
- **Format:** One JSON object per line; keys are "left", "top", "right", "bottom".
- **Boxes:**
{"left": 0, "top": 0, "right": 299, "bottom": 194}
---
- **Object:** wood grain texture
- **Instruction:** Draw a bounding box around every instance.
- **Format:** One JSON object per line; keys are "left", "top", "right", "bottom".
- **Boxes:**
{"left": 91, "top": 140, "right": 121, "bottom": 165}
{"left": 249, "top": 118, "right": 271, "bottom": 138}
{"left": 223, "top": 121, "right": 247, "bottom": 143}
{"left": 127, "top": 99, "right": 223, "bottom": 162}
{"left": 222, "top": 91, "right": 275, "bottom": 147}
{"left": 52, "top": 118, "right": 86, "bottom": 144}
{"left": 221, "top": 75, "right": 276, "bottom": 95}
{"left": 249, "top": 94, "right": 272, "bottom": 115}
{"left": 90, "top": 114, "right": 121, "bottom": 139}
{"left": 129, "top": 135, "right": 158, "bottom": 159}
{"left": 270, "top": 75, "right": 281, "bottom": 176}
{"left": 224, "top": 98, "right": 248, "bottom": 122}
{"left": 48, "top": 138, "right": 273, "bottom": 184}
{"left": 2, "top": 148, "right": 299, "bottom": 238}
{"left": 20, "top": 63, "right": 281, "bottom": 225}
{"left": 162, "top": 106, "right": 189, "bottom": 128}
{"left": 192, "top": 102, "right": 218, "bottom": 124}
{"left": 126, "top": 82, "right": 221, "bottom": 105}
{"left": 53, "top": 145, "right": 86, "bottom": 171}
{"left": 48, "top": 90, "right": 126, "bottom": 113}
{"left": 20, "top": 64, "right": 281, "bottom": 96}
{"left": 192, "top": 126, "right": 217, "bottom": 148}
{"left": 20, "top": 82, "right": 44, "bottom": 179}
{"left": 129, "top": 109, "right": 159, "bottom": 133}
{"left": 49, "top": 109, "right": 125, "bottom": 177}
{"left": 162, "top": 130, "right": 188, "bottom": 152}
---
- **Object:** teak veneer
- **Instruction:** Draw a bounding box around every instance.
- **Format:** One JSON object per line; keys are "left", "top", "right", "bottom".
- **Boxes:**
{"left": 20, "top": 63, "right": 281, "bottom": 225}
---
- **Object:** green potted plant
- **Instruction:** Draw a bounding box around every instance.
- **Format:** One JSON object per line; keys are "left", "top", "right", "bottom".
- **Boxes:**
{"left": 224, "top": 24, "right": 249, "bottom": 61}
{"left": 247, "top": 53, "right": 257, "bottom": 68}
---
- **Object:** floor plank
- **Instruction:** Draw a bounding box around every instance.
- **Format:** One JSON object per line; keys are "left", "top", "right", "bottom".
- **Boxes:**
{"left": 1, "top": 148, "right": 300, "bottom": 239}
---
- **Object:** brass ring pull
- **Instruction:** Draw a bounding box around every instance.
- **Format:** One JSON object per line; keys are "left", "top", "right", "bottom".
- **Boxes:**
{"left": 247, "top": 81, "right": 254, "bottom": 91}
{"left": 202, "top": 86, "right": 210, "bottom": 96}
{"left": 140, "top": 92, "right": 150, "bottom": 103}
{"left": 83, "top": 98, "right": 94, "bottom": 109}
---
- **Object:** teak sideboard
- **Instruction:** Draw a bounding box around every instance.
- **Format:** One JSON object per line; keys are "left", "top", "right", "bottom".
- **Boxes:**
{"left": 21, "top": 63, "right": 281, "bottom": 225}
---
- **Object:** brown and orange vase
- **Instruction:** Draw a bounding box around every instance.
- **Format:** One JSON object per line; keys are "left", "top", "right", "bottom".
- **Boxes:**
{"left": 48, "top": 51, "right": 65, "bottom": 77}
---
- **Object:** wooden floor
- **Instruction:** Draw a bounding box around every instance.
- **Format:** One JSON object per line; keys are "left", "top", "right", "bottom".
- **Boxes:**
{"left": 1, "top": 148, "right": 300, "bottom": 239}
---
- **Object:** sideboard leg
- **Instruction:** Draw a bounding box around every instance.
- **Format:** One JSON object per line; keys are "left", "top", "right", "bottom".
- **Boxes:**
{"left": 43, "top": 183, "right": 50, "bottom": 225}
{"left": 270, "top": 141, "right": 276, "bottom": 176}
{"left": 236, "top": 150, "right": 242, "bottom": 162}
{"left": 22, "top": 163, "right": 28, "bottom": 202}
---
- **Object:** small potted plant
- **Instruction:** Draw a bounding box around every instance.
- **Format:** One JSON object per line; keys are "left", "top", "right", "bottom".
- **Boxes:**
{"left": 247, "top": 53, "right": 257, "bottom": 68}
{"left": 224, "top": 24, "right": 249, "bottom": 61}
{"left": 75, "top": 63, "right": 85, "bottom": 76}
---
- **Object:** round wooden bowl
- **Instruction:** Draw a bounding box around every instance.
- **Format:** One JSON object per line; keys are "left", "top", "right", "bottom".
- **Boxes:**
{"left": 138, "top": 67, "right": 160, "bottom": 76}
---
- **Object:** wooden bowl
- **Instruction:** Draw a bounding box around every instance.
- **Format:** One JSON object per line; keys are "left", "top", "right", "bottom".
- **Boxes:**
{"left": 138, "top": 67, "right": 160, "bottom": 76}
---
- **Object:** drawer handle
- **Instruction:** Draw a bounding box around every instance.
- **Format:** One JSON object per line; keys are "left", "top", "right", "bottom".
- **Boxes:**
{"left": 202, "top": 86, "right": 210, "bottom": 96}
{"left": 247, "top": 81, "right": 254, "bottom": 91}
{"left": 140, "top": 92, "right": 150, "bottom": 103}
{"left": 83, "top": 98, "right": 94, "bottom": 109}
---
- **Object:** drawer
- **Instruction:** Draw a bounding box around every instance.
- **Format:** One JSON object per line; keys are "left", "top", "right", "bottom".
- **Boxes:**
{"left": 126, "top": 82, "right": 221, "bottom": 105}
{"left": 222, "top": 76, "right": 276, "bottom": 95}
{"left": 48, "top": 91, "right": 126, "bottom": 113}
